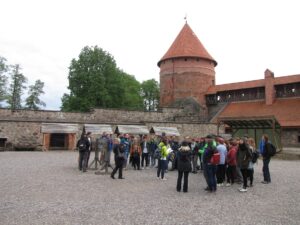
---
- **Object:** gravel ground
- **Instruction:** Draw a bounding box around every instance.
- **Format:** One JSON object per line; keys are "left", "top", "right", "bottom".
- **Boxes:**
{"left": 0, "top": 151, "right": 299, "bottom": 225}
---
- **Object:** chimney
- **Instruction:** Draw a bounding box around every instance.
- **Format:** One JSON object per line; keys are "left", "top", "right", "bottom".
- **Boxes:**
{"left": 264, "top": 69, "right": 275, "bottom": 105}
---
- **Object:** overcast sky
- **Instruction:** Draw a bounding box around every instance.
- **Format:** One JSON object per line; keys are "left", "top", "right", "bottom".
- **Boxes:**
{"left": 1, "top": 0, "right": 300, "bottom": 110}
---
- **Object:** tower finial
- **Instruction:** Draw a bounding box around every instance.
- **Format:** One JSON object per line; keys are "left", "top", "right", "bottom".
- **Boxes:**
{"left": 184, "top": 14, "right": 187, "bottom": 24}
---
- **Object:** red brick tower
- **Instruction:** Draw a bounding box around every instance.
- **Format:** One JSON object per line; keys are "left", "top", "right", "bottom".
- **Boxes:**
{"left": 158, "top": 23, "right": 217, "bottom": 107}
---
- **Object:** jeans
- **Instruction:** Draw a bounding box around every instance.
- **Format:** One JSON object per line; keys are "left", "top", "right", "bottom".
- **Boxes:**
{"left": 149, "top": 153, "right": 156, "bottom": 167}
{"left": 141, "top": 153, "right": 149, "bottom": 167}
{"left": 177, "top": 171, "right": 189, "bottom": 192}
{"left": 248, "top": 168, "right": 254, "bottom": 185}
{"left": 207, "top": 164, "right": 217, "bottom": 191}
{"left": 79, "top": 151, "right": 89, "bottom": 171}
{"left": 216, "top": 164, "right": 226, "bottom": 184}
{"left": 123, "top": 151, "right": 129, "bottom": 168}
{"left": 192, "top": 154, "right": 198, "bottom": 172}
{"left": 263, "top": 158, "right": 271, "bottom": 182}
{"left": 203, "top": 163, "right": 209, "bottom": 187}
{"left": 226, "top": 165, "right": 236, "bottom": 184}
{"left": 157, "top": 159, "right": 166, "bottom": 179}
{"left": 241, "top": 168, "right": 248, "bottom": 189}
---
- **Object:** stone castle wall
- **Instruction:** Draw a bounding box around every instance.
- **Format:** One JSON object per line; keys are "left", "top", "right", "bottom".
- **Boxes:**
{"left": 0, "top": 108, "right": 220, "bottom": 150}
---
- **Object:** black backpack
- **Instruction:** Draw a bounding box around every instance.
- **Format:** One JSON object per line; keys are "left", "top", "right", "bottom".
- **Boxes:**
{"left": 268, "top": 143, "right": 277, "bottom": 157}
{"left": 78, "top": 139, "right": 87, "bottom": 152}
{"left": 251, "top": 150, "right": 259, "bottom": 163}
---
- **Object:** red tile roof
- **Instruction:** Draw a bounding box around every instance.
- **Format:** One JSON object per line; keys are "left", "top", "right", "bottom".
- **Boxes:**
{"left": 216, "top": 98, "right": 300, "bottom": 127}
{"left": 158, "top": 23, "right": 217, "bottom": 66}
{"left": 206, "top": 79, "right": 265, "bottom": 94}
{"left": 207, "top": 74, "right": 300, "bottom": 94}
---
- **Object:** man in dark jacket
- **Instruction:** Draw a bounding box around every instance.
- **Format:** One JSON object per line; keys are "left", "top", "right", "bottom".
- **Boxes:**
{"left": 261, "top": 134, "right": 272, "bottom": 184}
{"left": 111, "top": 142, "right": 126, "bottom": 179}
{"left": 77, "top": 133, "right": 90, "bottom": 172}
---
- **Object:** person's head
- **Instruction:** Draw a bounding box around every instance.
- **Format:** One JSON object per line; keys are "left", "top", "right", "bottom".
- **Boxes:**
{"left": 239, "top": 137, "right": 248, "bottom": 145}
{"left": 229, "top": 138, "right": 237, "bottom": 147}
{"left": 205, "top": 134, "right": 213, "bottom": 142}
{"left": 217, "top": 137, "right": 225, "bottom": 145}
{"left": 262, "top": 134, "right": 269, "bottom": 143}
{"left": 162, "top": 138, "right": 168, "bottom": 145}
{"left": 248, "top": 138, "right": 256, "bottom": 149}
{"left": 114, "top": 137, "right": 120, "bottom": 144}
{"left": 207, "top": 139, "right": 214, "bottom": 148}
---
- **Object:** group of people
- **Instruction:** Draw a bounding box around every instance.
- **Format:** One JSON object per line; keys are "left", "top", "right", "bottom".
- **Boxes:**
{"left": 77, "top": 131, "right": 275, "bottom": 193}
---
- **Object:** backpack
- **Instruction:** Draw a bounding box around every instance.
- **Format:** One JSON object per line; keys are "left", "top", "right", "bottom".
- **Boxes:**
{"left": 78, "top": 139, "right": 86, "bottom": 152}
{"left": 210, "top": 152, "right": 220, "bottom": 165}
{"left": 251, "top": 150, "right": 259, "bottom": 163}
{"left": 268, "top": 143, "right": 277, "bottom": 157}
{"left": 154, "top": 148, "right": 162, "bottom": 159}
{"left": 118, "top": 147, "right": 125, "bottom": 159}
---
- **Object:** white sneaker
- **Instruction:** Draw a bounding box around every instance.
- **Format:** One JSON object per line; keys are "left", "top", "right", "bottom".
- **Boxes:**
{"left": 217, "top": 184, "right": 221, "bottom": 187}
{"left": 225, "top": 183, "right": 231, "bottom": 187}
{"left": 220, "top": 183, "right": 224, "bottom": 187}
{"left": 239, "top": 188, "right": 247, "bottom": 192}
{"left": 157, "top": 177, "right": 160, "bottom": 180}
{"left": 162, "top": 178, "right": 167, "bottom": 181}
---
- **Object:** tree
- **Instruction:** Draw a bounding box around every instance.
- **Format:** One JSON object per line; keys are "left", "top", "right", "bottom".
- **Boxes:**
{"left": 0, "top": 56, "right": 8, "bottom": 106}
{"left": 141, "top": 79, "right": 160, "bottom": 111}
{"left": 25, "top": 79, "right": 46, "bottom": 110}
{"left": 7, "top": 64, "right": 27, "bottom": 110}
{"left": 61, "top": 46, "right": 143, "bottom": 112}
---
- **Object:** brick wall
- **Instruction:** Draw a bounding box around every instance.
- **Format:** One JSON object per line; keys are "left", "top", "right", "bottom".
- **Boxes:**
{"left": 159, "top": 57, "right": 215, "bottom": 107}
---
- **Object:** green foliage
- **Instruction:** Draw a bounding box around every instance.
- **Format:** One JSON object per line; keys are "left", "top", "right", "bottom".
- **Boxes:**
{"left": 141, "top": 79, "right": 160, "bottom": 111}
{"left": 25, "top": 79, "right": 46, "bottom": 110}
{"left": 0, "top": 56, "right": 8, "bottom": 105}
{"left": 61, "top": 46, "right": 143, "bottom": 112}
{"left": 7, "top": 64, "right": 27, "bottom": 110}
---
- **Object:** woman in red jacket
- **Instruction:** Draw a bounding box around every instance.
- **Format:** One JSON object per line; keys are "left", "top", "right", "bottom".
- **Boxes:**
{"left": 226, "top": 139, "right": 238, "bottom": 187}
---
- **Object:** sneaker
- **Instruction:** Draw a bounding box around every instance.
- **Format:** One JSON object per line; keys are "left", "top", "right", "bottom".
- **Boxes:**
{"left": 225, "top": 183, "right": 231, "bottom": 187}
{"left": 157, "top": 177, "right": 161, "bottom": 180}
{"left": 110, "top": 175, "right": 115, "bottom": 179}
{"left": 239, "top": 188, "right": 247, "bottom": 192}
{"left": 220, "top": 183, "right": 224, "bottom": 187}
{"left": 217, "top": 184, "right": 221, "bottom": 187}
{"left": 162, "top": 178, "right": 167, "bottom": 181}
{"left": 261, "top": 181, "right": 269, "bottom": 184}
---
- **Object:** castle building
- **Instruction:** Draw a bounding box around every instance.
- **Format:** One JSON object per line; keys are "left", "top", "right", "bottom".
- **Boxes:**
{"left": 158, "top": 23, "right": 300, "bottom": 149}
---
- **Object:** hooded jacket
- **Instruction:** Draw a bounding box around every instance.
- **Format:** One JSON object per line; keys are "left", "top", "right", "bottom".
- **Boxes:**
{"left": 177, "top": 144, "right": 192, "bottom": 172}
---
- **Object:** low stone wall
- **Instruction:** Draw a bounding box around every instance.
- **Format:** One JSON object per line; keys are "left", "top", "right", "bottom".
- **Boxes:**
{"left": 0, "top": 108, "right": 224, "bottom": 150}
{"left": 281, "top": 129, "right": 300, "bottom": 147}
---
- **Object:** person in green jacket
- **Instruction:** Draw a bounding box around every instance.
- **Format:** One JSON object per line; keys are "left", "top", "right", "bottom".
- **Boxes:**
{"left": 157, "top": 138, "right": 168, "bottom": 180}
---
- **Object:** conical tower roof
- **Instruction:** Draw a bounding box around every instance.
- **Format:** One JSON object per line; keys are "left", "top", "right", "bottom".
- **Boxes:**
{"left": 158, "top": 23, "right": 217, "bottom": 66}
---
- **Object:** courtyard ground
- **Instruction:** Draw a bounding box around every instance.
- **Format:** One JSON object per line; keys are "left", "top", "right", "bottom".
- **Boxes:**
{"left": 0, "top": 151, "right": 299, "bottom": 225}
